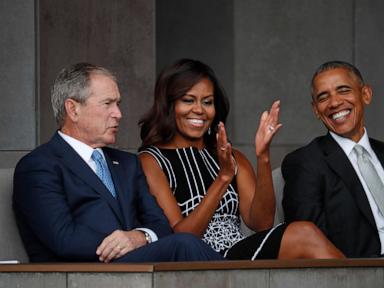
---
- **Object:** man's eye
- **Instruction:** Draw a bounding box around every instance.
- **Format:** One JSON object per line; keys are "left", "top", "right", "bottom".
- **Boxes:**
{"left": 338, "top": 89, "right": 351, "bottom": 94}
{"left": 317, "top": 94, "right": 328, "bottom": 102}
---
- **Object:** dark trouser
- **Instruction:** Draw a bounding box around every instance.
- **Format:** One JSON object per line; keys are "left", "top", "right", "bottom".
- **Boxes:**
{"left": 115, "top": 233, "right": 224, "bottom": 262}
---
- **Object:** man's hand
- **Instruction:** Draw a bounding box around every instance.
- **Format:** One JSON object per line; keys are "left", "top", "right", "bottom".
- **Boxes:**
{"left": 96, "top": 230, "right": 147, "bottom": 263}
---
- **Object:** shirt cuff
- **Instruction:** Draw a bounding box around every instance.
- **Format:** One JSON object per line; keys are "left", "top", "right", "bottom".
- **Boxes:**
{"left": 135, "top": 228, "right": 158, "bottom": 243}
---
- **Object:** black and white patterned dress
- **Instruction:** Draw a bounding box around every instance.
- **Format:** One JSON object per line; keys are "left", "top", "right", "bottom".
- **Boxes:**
{"left": 140, "top": 146, "right": 286, "bottom": 259}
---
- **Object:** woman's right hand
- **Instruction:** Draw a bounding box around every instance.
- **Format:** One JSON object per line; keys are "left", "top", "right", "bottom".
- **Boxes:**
{"left": 216, "top": 122, "right": 236, "bottom": 183}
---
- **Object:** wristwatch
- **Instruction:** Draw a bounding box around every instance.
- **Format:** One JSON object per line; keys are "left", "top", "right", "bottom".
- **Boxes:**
{"left": 143, "top": 231, "right": 152, "bottom": 244}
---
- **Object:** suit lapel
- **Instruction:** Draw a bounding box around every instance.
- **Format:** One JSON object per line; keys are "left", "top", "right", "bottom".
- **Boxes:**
{"left": 321, "top": 134, "right": 377, "bottom": 229}
{"left": 371, "top": 138, "right": 384, "bottom": 167}
{"left": 50, "top": 133, "right": 125, "bottom": 223}
{"left": 103, "top": 149, "right": 131, "bottom": 230}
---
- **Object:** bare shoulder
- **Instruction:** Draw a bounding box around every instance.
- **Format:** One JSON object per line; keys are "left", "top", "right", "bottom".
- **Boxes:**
{"left": 138, "top": 151, "right": 162, "bottom": 173}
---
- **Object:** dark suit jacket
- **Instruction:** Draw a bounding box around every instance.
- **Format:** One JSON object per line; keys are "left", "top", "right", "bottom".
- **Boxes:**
{"left": 13, "top": 132, "right": 172, "bottom": 262}
{"left": 282, "top": 133, "right": 384, "bottom": 257}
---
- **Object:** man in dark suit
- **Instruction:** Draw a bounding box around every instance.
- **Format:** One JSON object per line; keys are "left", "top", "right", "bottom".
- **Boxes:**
{"left": 282, "top": 61, "right": 384, "bottom": 257}
{"left": 13, "top": 63, "right": 223, "bottom": 263}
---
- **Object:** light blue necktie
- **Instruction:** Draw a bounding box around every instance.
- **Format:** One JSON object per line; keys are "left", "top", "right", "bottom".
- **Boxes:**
{"left": 91, "top": 150, "right": 117, "bottom": 197}
{"left": 354, "top": 144, "right": 384, "bottom": 216}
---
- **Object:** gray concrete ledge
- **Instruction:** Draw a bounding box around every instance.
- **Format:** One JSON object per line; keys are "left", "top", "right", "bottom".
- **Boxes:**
{"left": 0, "top": 259, "right": 383, "bottom": 288}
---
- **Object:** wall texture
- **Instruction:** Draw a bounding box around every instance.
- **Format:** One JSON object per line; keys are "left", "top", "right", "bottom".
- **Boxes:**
{"left": 39, "top": 0, "right": 156, "bottom": 150}
{"left": 156, "top": 0, "right": 234, "bottom": 130}
{"left": 157, "top": 0, "right": 384, "bottom": 168}
{"left": 233, "top": 0, "right": 355, "bottom": 167}
{"left": 0, "top": 0, "right": 155, "bottom": 168}
{"left": 355, "top": 0, "right": 384, "bottom": 140}
{"left": 0, "top": 0, "right": 35, "bottom": 167}
{"left": 1, "top": 0, "right": 384, "bottom": 170}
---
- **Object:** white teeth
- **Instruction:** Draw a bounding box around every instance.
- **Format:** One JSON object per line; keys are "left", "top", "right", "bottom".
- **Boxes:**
{"left": 188, "top": 119, "right": 204, "bottom": 125}
{"left": 332, "top": 110, "right": 350, "bottom": 120}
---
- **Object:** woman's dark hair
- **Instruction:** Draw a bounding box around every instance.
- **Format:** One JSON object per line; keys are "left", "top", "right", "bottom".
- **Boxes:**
{"left": 139, "top": 59, "right": 230, "bottom": 150}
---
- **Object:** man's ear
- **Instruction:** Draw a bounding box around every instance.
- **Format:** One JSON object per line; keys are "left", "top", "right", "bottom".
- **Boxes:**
{"left": 361, "top": 85, "right": 373, "bottom": 105}
{"left": 64, "top": 99, "right": 80, "bottom": 122}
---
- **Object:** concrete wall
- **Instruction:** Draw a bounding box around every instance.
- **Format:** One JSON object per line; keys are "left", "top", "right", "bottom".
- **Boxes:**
{"left": 355, "top": 0, "right": 384, "bottom": 140}
{"left": 0, "top": 0, "right": 155, "bottom": 169}
{"left": 0, "top": 0, "right": 35, "bottom": 167}
{"left": 233, "top": 0, "right": 354, "bottom": 167}
{"left": 1, "top": 0, "right": 384, "bottom": 169}
{"left": 39, "top": 0, "right": 156, "bottom": 150}
{"left": 1, "top": 266, "right": 384, "bottom": 288}
{"left": 156, "top": 0, "right": 235, "bottom": 130}
{"left": 235, "top": 0, "right": 384, "bottom": 168}
{"left": 157, "top": 0, "right": 384, "bottom": 168}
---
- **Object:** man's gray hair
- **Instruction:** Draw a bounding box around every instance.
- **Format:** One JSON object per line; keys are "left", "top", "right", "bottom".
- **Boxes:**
{"left": 51, "top": 63, "right": 116, "bottom": 127}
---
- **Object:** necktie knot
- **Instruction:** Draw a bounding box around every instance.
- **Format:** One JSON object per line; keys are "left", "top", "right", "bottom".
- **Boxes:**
{"left": 91, "top": 150, "right": 117, "bottom": 197}
{"left": 92, "top": 149, "right": 104, "bottom": 162}
{"left": 354, "top": 144, "right": 364, "bottom": 155}
{"left": 354, "top": 144, "right": 369, "bottom": 162}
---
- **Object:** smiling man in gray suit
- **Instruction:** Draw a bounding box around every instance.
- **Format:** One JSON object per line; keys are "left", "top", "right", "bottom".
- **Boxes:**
{"left": 282, "top": 61, "right": 384, "bottom": 257}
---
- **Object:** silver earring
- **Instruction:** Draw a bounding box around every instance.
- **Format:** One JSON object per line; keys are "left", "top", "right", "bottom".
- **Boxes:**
{"left": 208, "top": 127, "right": 211, "bottom": 135}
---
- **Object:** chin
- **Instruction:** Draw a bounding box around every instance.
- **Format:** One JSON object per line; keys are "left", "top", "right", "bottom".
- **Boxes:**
{"left": 189, "top": 134, "right": 205, "bottom": 140}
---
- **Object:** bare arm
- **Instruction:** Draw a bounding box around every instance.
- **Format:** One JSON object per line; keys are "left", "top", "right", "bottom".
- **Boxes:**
{"left": 140, "top": 100, "right": 281, "bottom": 236}
{"left": 238, "top": 100, "right": 282, "bottom": 231}
{"left": 139, "top": 123, "right": 236, "bottom": 238}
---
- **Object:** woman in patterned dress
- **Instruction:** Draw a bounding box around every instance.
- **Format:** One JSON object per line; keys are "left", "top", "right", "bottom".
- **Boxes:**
{"left": 138, "top": 59, "right": 344, "bottom": 259}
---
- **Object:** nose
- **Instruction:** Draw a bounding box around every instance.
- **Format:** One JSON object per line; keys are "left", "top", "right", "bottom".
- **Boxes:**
{"left": 192, "top": 102, "right": 203, "bottom": 114}
{"left": 113, "top": 104, "right": 122, "bottom": 120}
{"left": 329, "top": 92, "right": 343, "bottom": 108}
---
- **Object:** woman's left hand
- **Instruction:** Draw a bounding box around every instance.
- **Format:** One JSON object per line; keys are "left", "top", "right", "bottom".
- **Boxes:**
{"left": 216, "top": 122, "right": 236, "bottom": 183}
{"left": 255, "top": 100, "right": 282, "bottom": 157}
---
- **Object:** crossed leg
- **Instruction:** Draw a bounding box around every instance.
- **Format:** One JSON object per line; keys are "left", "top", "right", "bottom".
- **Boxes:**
{"left": 278, "top": 221, "right": 345, "bottom": 259}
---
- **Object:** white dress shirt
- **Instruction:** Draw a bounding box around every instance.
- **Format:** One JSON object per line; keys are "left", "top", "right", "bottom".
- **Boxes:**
{"left": 58, "top": 131, "right": 158, "bottom": 242}
{"left": 330, "top": 129, "right": 384, "bottom": 254}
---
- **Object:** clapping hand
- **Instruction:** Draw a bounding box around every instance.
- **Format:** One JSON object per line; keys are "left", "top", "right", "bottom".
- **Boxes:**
{"left": 216, "top": 122, "right": 237, "bottom": 182}
{"left": 255, "top": 100, "right": 282, "bottom": 157}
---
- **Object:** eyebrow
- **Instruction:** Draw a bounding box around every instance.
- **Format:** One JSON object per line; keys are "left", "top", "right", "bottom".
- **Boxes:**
{"left": 99, "top": 96, "right": 120, "bottom": 103}
{"left": 335, "top": 85, "right": 352, "bottom": 90}
{"left": 184, "top": 94, "right": 214, "bottom": 98}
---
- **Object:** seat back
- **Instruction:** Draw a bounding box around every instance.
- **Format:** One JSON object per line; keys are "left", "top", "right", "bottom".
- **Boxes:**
{"left": 0, "top": 168, "right": 28, "bottom": 263}
{"left": 272, "top": 167, "right": 285, "bottom": 225}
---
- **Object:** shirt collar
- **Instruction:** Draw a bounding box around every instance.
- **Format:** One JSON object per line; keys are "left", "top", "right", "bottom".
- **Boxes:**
{"left": 330, "top": 128, "right": 374, "bottom": 158}
{"left": 58, "top": 130, "right": 104, "bottom": 163}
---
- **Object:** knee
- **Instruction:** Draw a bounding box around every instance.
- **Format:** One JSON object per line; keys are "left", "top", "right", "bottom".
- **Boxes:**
{"left": 286, "top": 221, "right": 322, "bottom": 241}
{"left": 170, "top": 232, "right": 202, "bottom": 246}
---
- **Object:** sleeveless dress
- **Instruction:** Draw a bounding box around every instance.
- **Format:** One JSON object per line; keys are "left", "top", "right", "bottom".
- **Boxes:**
{"left": 140, "top": 146, "right": 287, "bottom": 259}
